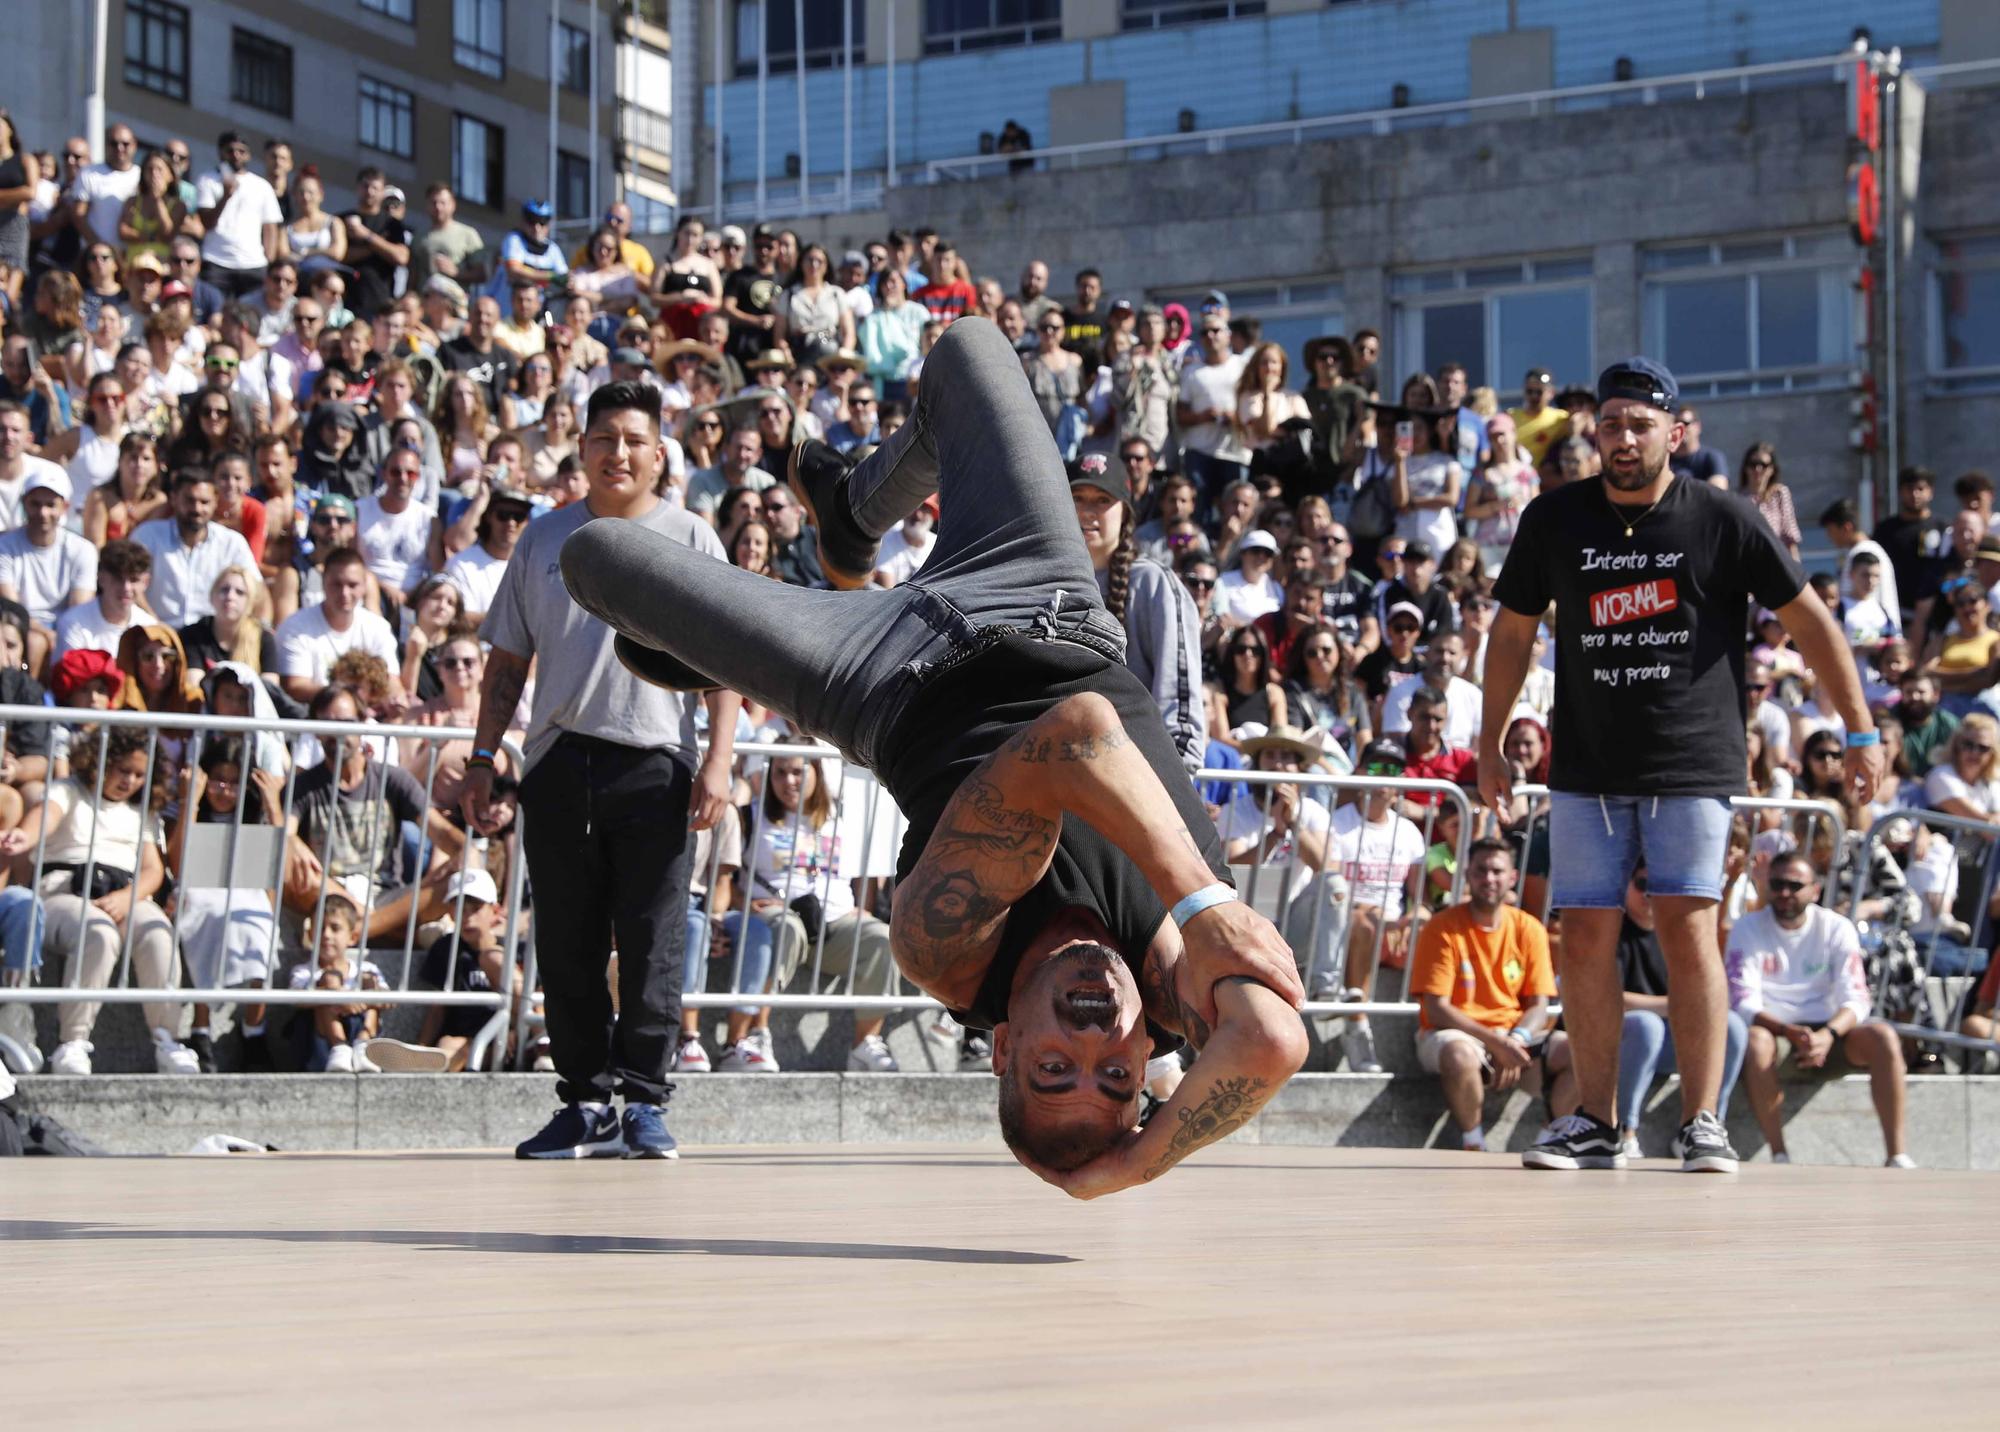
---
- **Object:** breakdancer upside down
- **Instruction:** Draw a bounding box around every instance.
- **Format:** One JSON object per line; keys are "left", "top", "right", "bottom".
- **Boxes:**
{"left": 562, "top": 318, "right": 1306, "bottom": 1197}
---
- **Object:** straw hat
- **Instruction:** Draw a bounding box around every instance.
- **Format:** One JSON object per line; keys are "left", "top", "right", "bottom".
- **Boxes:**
{"left": 1239, "top": 725, "right": 1327, "bottom": 767}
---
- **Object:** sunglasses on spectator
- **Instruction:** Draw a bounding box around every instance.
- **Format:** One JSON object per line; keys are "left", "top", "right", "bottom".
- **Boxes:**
{"left": 1745, "top": 682, "right": 1770, "bottom": 693}
{"left": 1962, "top": 741, "right": 1995, "bottom": 754}
{"left": 1183, "top": 576, "right": 1214, "bottom": 590}
{"left": 1230, "top": 644, "right": 1261, "bottom": 656}
{"left": 1767, "top": 878, "right": 1809, "bottom": 894}
{"left": 171, "top": 253, "right": 200, "bottom": 266}
{"left": 1362, "top": 761, "right": 1403, "bottom": 777}
{"left": 1167, "top": 533, "right": 1198, "bottom": 548}
{"left": 1807, "top": 746, "right": 1841, "bottom": 761}
{"left": 1039, "top": 323, "right": 1063, "bottom": 333}
{"left": 439, "top": 655, "right": 480, "bottom": 670}
{"left": 1381, "top": 548, "right": 1406, "bottom": 560}
{"left": 1202, "top": 327, "right": 1227, "bottom": 337}
{"left": 1305, "top": 643, "right": 1336, "bottom": 658}
{"left": 200, "top": 405, "right": 230, "bottom": 418}
{"left": 491, "top": 506, "right": 532, "bottom": 523}
{"left": 695, "top": 418, "right": 724, "bottom": 431}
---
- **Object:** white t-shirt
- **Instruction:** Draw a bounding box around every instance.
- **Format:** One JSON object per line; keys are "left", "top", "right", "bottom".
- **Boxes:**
{"left": 233, "top": 348, "right": 295, "bottom": 418}
{"left": 65, "top": 429, "right": 119, "bottom": 495}
{"left": 54, "top": 597, "right": 144, "bottom": 658}
{"left": 872, "top": 524, "right": 934, "bottom": 586}
{"left": 0, "top": 459, "right": 63, "bottom": 531}
{"left": 357, "top": 495, "right": 433, "bottom": 595}
{"left": 1177, "top": 353, "right": 1248, "bottom": 459}
{"left": 743, "top": 804, "right": 860, "bottom": 925}
{"left": 193, "top": 169, "right": 282, "bottom": 271}
{"left": 0, "top": 528, "right": 96, "bottom": 625}
{"left": 275, "top": 603, "right": 399, "bottom": 684}
{"left": 1750, "top": 699, "right": 1792, "bottom": 765}
{"left": 73, "top": 163, "right": 141, "bottom": 249}
{"left": 1394, "top": 452, "right": 1461, "bottom": 555}
{"left": 442, "top": 544, "right": 511, "bottom": 615}
{"left": 1329, "top": 804, "right": 1426, "bottom": 923}
{"left": 1383, "top": 672, "right": 1483, "bottom": 750}
{"left": 41, "top": 777, "right": 162, "bottom": 874}
{"left": 1841, "top": 593, "right": 1900, "bottom": 649}
{"left": 1215, "top": 567, "right": 1283, "bottom": 624}
{"left": 1725, "top": 905, "right": 1871, "bottom": 1027}
{"left": 130, "top": 519, "right": 256, "bottom": 627}
{"left": 1923, "top": 764, "right": 2000, "bottom": 817}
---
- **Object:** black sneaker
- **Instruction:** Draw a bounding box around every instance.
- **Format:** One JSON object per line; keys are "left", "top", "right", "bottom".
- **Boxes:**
{"left": 1521, "top": 1112, "right": 1627, "bottom": 1171}
{"left": 620, "top": 1102, "right": 680, "bottom": 1161}
{"left": 613, "top": 633, "right": 720, "bottom": 695}
{"left": 787, "top": 440, "right": 876, "bottom": 590}
{"left": 1673, "top": 1110, "right": 1740, "bottom": 1174}
{"left": 235, "top": 1030, "right": 275, "bottom": 1073}
{"left": 185, "top": 1031, "right": 217, "bottom": 1074}
{"left": 515, "top": 1103, "right": 626, "bottom": 1160}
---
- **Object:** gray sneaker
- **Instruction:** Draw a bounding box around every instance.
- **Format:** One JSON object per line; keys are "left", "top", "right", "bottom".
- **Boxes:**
{"left": 1674, "top": 1110, "right": 1740, "bottom": 1174}
{"left": 1341, "top": 1016, "right": 1382, "bottom": 1074}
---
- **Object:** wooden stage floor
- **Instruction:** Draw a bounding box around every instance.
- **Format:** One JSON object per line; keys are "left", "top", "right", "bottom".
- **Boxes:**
{"left": 8, "top": 1144, "right": 1997, "bottom": 1429}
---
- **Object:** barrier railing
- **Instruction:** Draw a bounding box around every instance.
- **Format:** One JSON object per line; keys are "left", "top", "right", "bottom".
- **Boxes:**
{"left": 0, "top": 705, "right": 526, "bottom": 1075}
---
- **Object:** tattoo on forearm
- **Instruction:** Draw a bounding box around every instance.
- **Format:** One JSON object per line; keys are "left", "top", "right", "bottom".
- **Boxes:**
{"left": 1141, "top": 1075, "right": 1273, "bottom": 1182}
{"left": 479, "top": 659, "right": 528, "bottom": 749}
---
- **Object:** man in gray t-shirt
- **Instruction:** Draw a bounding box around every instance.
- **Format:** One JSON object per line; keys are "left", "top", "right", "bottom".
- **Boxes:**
{"left": 465, "top": 381, "right": 739, "bottom": 1161}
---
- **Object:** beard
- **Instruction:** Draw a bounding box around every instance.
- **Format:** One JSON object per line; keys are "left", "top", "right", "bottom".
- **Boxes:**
{"left": 1605, "top": 444, "right": 1669, "bottom": 492}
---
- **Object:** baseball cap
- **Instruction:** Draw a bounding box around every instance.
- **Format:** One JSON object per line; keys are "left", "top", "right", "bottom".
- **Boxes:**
{"left": 51, "top": 647, "right": 121, "bottom": 701}
{"left": 383, "top": 186, "right": 405, "bottom": 205}
{"left": 1066, "top": 453, "right": 1130, "bottom": 505}
{"left": 611, "top": 345, "right": 653, "bottom": 370}
{"left": 751, "top": 222, "right": 777, "bottom": 243}
{"left": 1597, "top": 356, "right": 1679, "bottom": 413}
{"left": 1386, "top": 601, "right": 1425, "bottom": 629}
{"left": 1358, "top": 739, "right": 1407, "bottom": 772}
{"left": 718, "top": 224, "right": 746, "bottom": 247}
{"left": 488, "top": 484, "right": 533, "bottom": 510}
{"left": 313, "top": 494, "right": 356, "bottom": 520}
{"left": 447, "top": 869, "right": 500, "bottom": 907}
{"left": 24, "top": 466, "right": 71, "bottom": 502}
{"left": 839, "top": 249, "right": 867, "bottom": 268}
{"left": 160, "top": 280, "right": 191, "bottom": 301}
{"left": 1403, "top": 539, "right": 1435, "bottom": 563}
{"left": 521, "top": 198, "right": 554, "bottom": 221}
{"left": 1108, "top": 298, "right": 1134, "bottom": 315}
{"left": 1236, "top": 529, "right": 1280, "bottom": 556}
{"left": 1200, "top": 289, "right": 1229, "bottom": 312}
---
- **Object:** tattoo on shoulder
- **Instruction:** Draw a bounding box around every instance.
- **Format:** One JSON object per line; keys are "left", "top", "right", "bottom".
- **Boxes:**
{"left": 1007, "top": 727, "right": 1130, "bottom": 764}
{"left": 1141, "top": 1075, "right": 1273, "bottom": 1182}
{"left": 894, "top": 773, "right": 1059, "bottom": 990}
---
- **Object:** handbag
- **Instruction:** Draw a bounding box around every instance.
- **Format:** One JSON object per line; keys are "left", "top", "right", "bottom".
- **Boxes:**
{"left": 755, "top": 870, "right": 824, "bottom": 944}
{"left": 1348, "top": 472, "right": 1396, "bottom": 541}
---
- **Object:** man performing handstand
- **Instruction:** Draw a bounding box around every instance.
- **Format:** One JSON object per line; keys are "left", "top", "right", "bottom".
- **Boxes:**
{"left": 562, "top": 317, "right": 1307, "bottom": 1197}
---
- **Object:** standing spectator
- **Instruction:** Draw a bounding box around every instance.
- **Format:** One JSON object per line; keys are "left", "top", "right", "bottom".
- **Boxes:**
{"left": 1022, "top": 306, "right": 1084, "bottom": 444}
{"left": 1390, "top": 384, "right": 1462, "bottom": 557}
{"left": 116, "top": 149, "right": 185, "bottom": 267}
{"left": 193, "top": 133, "right": 281, "bottom": 301}
{"left": 1739, "top": 442, "right": 1800, "bottom": 559}
{"left": 1410, "top": 839, "right": 1569, "bottom": 1152}
{"left": 1110, "top": 308, "right": 1175, "bottom": 456}
{"left": 1506, "top": 368, "right": 1567, "bottom": 468}
{"left": 1667, "top": 403, "right": 1727, "bottom": 487}
{"left": 1374, "top": 539, "right": 1455, "bottom": 644}
{"left": 414, "top": 184, "right": 487, "bottom": 287}
{"left": 1730, "top": 853, "right": 1913, "bottom": 1167}
{"left": 1176, "top": 312, "right": 1250, "bottom": 502}
{"left": 55, "top": 537, "right": 149, "bottom": 658}
{"left": 275, "top": 547, "right": 397, "bottom": 702}
{"left": 1062, "top": 269, "right": 1108, "bottom": 371}
{"left": 440, "top": 296, "right": 516, "bottom": 419}
{"left": 465, "top": 380, "right": 740, "bottom": 1160}
{"left": 1616, "top": 863, "right": 1748, "bottom": 1159}
{"left": 442, "top": 484, "right": 532, "bottom": 621}
{"left": 342, "top": 167, "right": 413, "bottom": 319}
{"left": 1015, "top": 259, "right": 1059, "bottom": 332}
{"left": 654, "top": 216, "right": 721, "bottom": 339}
{"left": 915, "top": 241, "right": 977, "bottom": 326}
{"left": 0, "top": 112, "right": 36, "bottom": 275}
{"left": 1896, "top": 671, "right": 1958, "bottom": 776}
{"left": 1820, "top": 497, "right": 1902, "bottom": 623}
{"left": 1463, "top": 413, "right": 1538, "bottom": 575}
{"left": 779, "top": 244, "right": 856, "bottom": 364}
{"left": 279, "top": 170, "right": 346, "bottom": 275}
{"left": 1235, "top": 342, "right": 1309, "bottom": 462}
{"left": 129, "top": 469, "right": 256, "bottom": 627}
{"left": 722, "top": 223, "right": 785, "bottom": 369}
{"left": 71, "top": 124, "right": 141, "bottom": 254}
{"left": 860, "top": 269, "right": 923, "bottom": 401}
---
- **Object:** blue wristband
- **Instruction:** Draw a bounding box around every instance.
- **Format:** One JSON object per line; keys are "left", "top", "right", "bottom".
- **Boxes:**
{"left": 1170, "top": 882, "right": 1238, "bottom": 929}
{"left": 1844, "top": 729, "right": 1880, "bottom": 748}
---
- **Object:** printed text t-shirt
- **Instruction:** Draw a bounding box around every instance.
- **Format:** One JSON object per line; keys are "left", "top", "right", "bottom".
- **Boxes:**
{"left": 1492, "top": 476, "right": 1805, "bottom": 798}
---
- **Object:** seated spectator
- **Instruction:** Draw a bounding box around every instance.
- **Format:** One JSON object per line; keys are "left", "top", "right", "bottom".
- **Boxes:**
{"left": 1896, "top": 671, "right": 1957, "bottom": 776}
{"left": 685, "top": 426, "right": 775, "bottom": 521}
{"left": 4, "top": 725, "right": 195, "bottom": 1075}
{"left": 1923, "top": 580, "right": 2000, "bottom": 717}
{"left": 1616, "top": 863, "right": 1748, "bottom": 1159}
{"left": 356, "top": 446, "right": 432, "bottom": 604}
{"left": 1323, "top": 740, "right": 1428, "bottom": 1071}
{"left": 1409, "top": 839, "right": 1568, "bottom": 1152}
{"left": 414, "top": 868, "right": 513, "bottom": 1072}
{"left": 1251, "top": 573, "right": 1323, "bottom": 675}
{"left": 287, "top": 878, "right": 389, "bottom": 1073}
{"left": 275, "top": 547, "right": 397, "bottom": 703}
{"left": 1283, "top": 622, "right": 1370, "bottom": 761}
{"left": 401, "top": 632, "right": 511, "bottom": 813}
{"left": 0, "top": 467, "right": 94, "bottom": 669}
{"left": 1219, "top": 726, "right": 1345, "bottom": 993}
{"left": 56, "top": 537, "right": 150, "bottom": 659}
{"left": 1207, "top": 622, "right": 1288, "bottom": 749}
{"left": 167, "top": 735, "right": 284, "bottom": 1073}
{"left": 1730, "top": 853, "right": 1915, "bottom": 1167}
{"left": 1215, "top": 530, "right": 1284, "bottom": 625}
{"left": 441, "top": 484, "right": 531, "bottom": 622}
{"left": 81, "top": 431, "right": 168, "bottom": 547}
{"left": 1357, "top": 601, "right": 1424, "bottom": 713}
{"left": 1396, "top": 685, "right": 1478, "bottom": 821}
{"left": 271, "top": 495, "right": 364, "bottom": 627}
{"left": 398, "top": 574, "right": 467, "bottom": 702}
{"left": 1373, "top": 538, "right": 1455, "bottom": 643}
{"left": 179, "top": 565, "right": 276, "bottom": 677}
{"left": 673, "top": 804, "right": 744, "bottom": 1074}
{"left": 1382, "top": 631, "right": 1480, "bottom": 751}
{"left": 1923, "top": 714, "right": 2000, "bottom": 825}
{"left": 130, "top": 467, "right": 256, "bottom": 628}
{"left": 870, "top": 500, "right": 936, "bottom": 588}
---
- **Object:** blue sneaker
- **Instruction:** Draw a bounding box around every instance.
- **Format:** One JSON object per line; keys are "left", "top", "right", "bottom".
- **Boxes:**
{"left": 620, "top": 1102, "right": 680, "bottom": 1160}
{"left": 515, "top": 1103, "right": 626, "bottom": 1160}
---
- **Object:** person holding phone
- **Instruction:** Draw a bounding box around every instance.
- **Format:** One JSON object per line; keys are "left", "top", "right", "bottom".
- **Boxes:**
{"left": 1388, "top": 377, "right": 1461, "bottom": 556}
{"left": 193, "top": 132, "right": 281, "bottom": 301}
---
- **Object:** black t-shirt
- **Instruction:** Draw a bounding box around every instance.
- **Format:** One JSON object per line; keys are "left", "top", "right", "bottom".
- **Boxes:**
{"left": 1062, "top": 303, "right": 1106, "bottom": 372}
{"left": 178, "top": 618, "right": 279, "bottom": 677}
{"left": 1376, "top": 579, "right": 1455, "bottom": 644}
{"left": 1873, "top": 512, "right": 1950, "bottom": 607}
{"left": 878, "top": 631, "right": 1228, "bottom": 1039}
{"left": 1321, "top": 570, "right": 1374, "bottom": 645}
{"left": 1667, "top": 448, "right": 1726, "bottom": 486}
{"left": 1493, "top": 476, "right": 1806, "bottom": 798}
{"left": 1617, "top": 917, "right": 1669, "bottom": 996}
{"left": 422, "top": 932, "right": 496, "bottom": 1039}
{"left": 0, "top": 669, "right": 49, "bottom": 760}
{"left": 1355, "top": 645, "right": 1421, "bottom": 702}
{"left": 343, "top": 208, "right": 412, "bottom": 318}
{"left": 723, "top": 266, "right": 785, "bottom": 366}
{"left": 440, "top": 337, "right": 517, "bottom": 418}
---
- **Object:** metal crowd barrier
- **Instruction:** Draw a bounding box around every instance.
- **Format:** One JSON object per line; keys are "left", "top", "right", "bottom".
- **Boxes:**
{"left": 0, "top": 704, "right": 526, "bottom": 1074}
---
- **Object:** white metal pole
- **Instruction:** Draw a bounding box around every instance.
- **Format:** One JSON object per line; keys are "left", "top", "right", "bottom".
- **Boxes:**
{"left": 793, "top": 0, "right": 808, "bottom": 212}
{"left": 1882, "top": 53, "right": 1901, "bottom": 491}
{"left": 885, "top": 0, "right": 896, "bottom": 190}
{"left": 756, "top": 0, "right": 768, "bottom": 216}
{"left": 548, "top": 9, "right": 560, "bottom": 206}
{"left": 87, "top": 0, "right": 108, "bottom": 159}
{"left": 842, "top": 0, "right": 852, "bottom": 210}
{"left": 589, "top": 0, "right": 602, "bottom": 216}
{"left": 712, "top": 0, "right": 725, "bottom": 218}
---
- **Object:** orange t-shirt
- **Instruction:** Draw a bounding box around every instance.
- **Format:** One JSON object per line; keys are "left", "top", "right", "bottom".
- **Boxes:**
{"left": 1410, "top": 904, "right": 1555, "bottom": 1032}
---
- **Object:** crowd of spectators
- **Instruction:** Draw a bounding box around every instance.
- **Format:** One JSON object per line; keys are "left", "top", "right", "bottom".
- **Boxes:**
{"left": 0, "top": 112, "right": 1992, "bottom": 1151}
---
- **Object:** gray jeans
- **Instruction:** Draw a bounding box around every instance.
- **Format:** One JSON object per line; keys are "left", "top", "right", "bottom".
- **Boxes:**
{"left": 563, "top": 318, "right": 1127, "bottom": 767}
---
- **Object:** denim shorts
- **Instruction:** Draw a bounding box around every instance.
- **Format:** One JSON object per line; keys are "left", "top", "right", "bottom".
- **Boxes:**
{"left": 1547, "top": 792, "right": 1733, "bottom": 907}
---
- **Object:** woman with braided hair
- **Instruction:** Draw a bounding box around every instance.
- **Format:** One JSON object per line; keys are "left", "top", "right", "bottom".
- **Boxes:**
{"left": 1070, "top": 453, "right": 1205, "bottom": 773}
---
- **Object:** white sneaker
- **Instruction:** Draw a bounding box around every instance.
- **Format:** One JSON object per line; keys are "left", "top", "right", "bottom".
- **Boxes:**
{"left": 846, "top": 1034, "right": 899, "bottom": 1073}
{"left": 1887, "top": 1153, "right": 1917, "bottom": 1169}
{"left": 325, "top": 1043, "right": 356, "bottom": 1073}
{"left": 672, "top": 1034, "right": 711, "bottom": 1073}
{"left": 717, "top": 1038, "right": 778, "bottom": 1073}
{"left": 1145, "top": 1052, "right": 1185, "bottom": 1102}
{"left": 49, "top": 1040, "right": 92, "bottom": 1075}
{"left": 746, "top": 1027, "right": 782, "bottom": 1072}
{"left": 362, "top": 1038, "right": 451, "bottom": 1072}
{"left": 1771, "top": 1151, "right": 1791, "bottom": 1165}
{"left": 1619, "top": 1133, "right": 1643, "bottom": 1161}
{"left": 349, "top": 1041, "right": 381, "bottom": 1073}
{"left": 1341, "top": 1015, "right": 1382, "bottom": 1074}
{"left": 153, "top": 1033, "right": 200, "bottom": 1075}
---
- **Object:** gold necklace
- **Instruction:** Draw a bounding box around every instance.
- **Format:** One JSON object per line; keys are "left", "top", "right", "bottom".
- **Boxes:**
{"left": 1604, "top": 480, "right": 1669, "bottom": 539}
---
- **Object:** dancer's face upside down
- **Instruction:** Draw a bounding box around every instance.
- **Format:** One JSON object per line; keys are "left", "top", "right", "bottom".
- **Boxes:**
{"left": 992, "top": 941, "right": 1149, "bottom": 1174}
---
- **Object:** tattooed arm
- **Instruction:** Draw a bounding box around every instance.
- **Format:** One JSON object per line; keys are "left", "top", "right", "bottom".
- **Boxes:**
{"left": 1050, "top": 976, "right": 1307, "bottom": 1200}
{"left": 461, "top": 644, "right": 530, "bottom": 836}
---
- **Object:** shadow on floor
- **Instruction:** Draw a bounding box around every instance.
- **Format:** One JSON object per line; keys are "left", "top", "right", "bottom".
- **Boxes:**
{"left": 0, "top": 1220, "right": 1076, "bottom": 1265}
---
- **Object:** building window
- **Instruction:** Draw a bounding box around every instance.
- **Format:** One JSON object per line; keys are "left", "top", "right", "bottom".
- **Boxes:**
{"left": 1153, "top": 280, "right": 1345, "bottom": 379}
{"left": 625, "top": 193, "right": 674, "bottom": 235}
{"left": 453, "top": 113, "right": 506, "bottom": 210}
{"left": 557, "top": 150, "right": 590, "bottom": 221}
{"left": 1391, "top": 257, "right": 1594, "bottom": 402}
{"left": 1641, "top": 233, "right": 1856, "bottom": 398}
{"left": 360, "top": 0, "right": 415, "bottom": 21}
{"left": 230, "top": 29, "right": 293, "bottom": 119}
{"left": 454, "top": 0, "right": 506, "bottom": 79}
{"left": 922, "top": 0, "right": 1060, "bottom": 57}
{"left": 560, "top": 21, "right": 592, "bottom": 93}
{"left": 734, "top": 0, "right": 865, "bottom": 75}
{"left": 1930, "top": 234, "right": 2000, "bottom": 393}
{"left": 1121, "top": 0, "right": 1266, "bottom": 30}
{"left": 359, "top": 76, "right": 416, "bottom": 160}
{"left": 124, "top": 0, "right": 190, "bottom": 104}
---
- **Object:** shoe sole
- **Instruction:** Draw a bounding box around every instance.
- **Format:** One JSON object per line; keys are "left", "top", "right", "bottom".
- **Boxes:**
{"left": 623, "top": 1145, "right": 681, "bottom": 1160}
{"left": 1680, "top": 1155, "right": 1740, "bottom": 1173}
{"left": 516, "top": 1137, "right": 627, "bottom": 1160}
{"left": 363, "top": 1040, "right": 452, "bottom": 1073}
{"left": 1522, "top": 1152, "right": 1628, "bottom": 1171}
{"left": 788, "top": 441, "right": 871, "bottom": 591}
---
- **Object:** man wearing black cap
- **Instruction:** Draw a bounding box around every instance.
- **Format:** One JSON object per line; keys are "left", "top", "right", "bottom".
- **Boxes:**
{"left": 1478, "top": 356, "right": 1881, "bottom": 1174}
{"left": 721, "top": 224, "right": 785, "bottom": 369}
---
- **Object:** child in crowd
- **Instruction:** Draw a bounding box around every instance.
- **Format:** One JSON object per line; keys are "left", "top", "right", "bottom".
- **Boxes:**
{"left": 287, "top": 878, "right": 389, "bottom": 1072}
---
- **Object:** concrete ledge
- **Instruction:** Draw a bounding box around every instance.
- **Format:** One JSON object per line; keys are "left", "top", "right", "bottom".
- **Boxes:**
{"left": 12, "top": 1072, "right": 1994, "bottom": 1167}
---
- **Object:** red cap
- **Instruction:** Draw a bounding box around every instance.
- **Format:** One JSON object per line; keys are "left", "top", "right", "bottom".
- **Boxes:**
{"left": 52, "top": 647, "right": 122, "bottom": 700}
{"left": 160, "top": 280, "right": 192, "bottom": 301}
